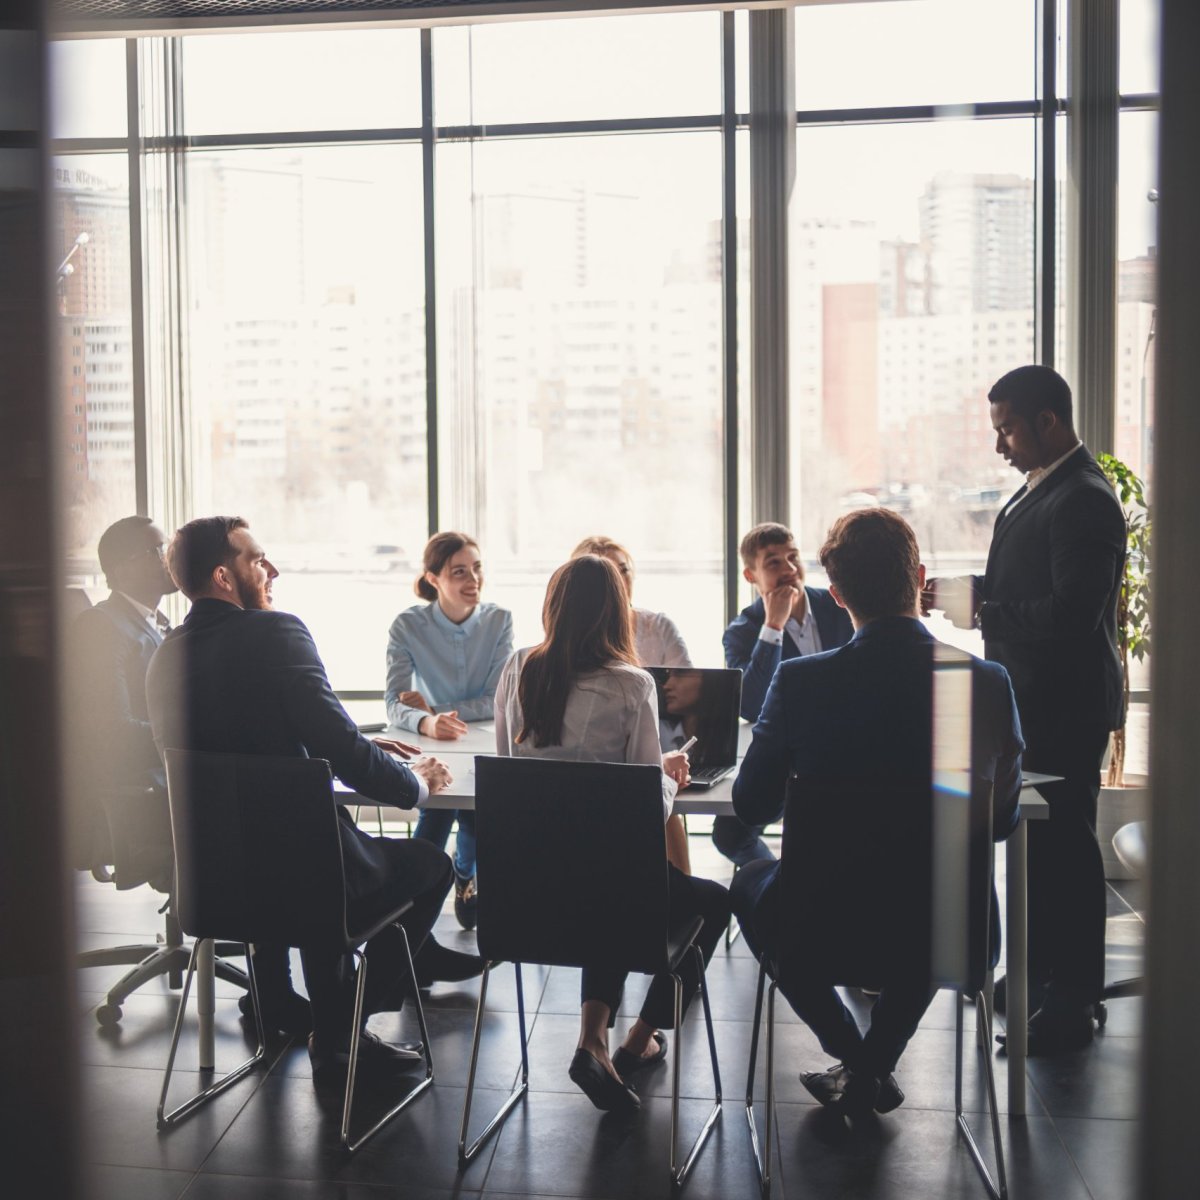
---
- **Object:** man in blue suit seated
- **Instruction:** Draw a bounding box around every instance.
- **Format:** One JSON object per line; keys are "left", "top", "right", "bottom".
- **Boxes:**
{"left": 715, "top": 522, "right": 854, "bottom": 866}
{"left": 730, "top": 509, "right": 1023, "bottom": 1117}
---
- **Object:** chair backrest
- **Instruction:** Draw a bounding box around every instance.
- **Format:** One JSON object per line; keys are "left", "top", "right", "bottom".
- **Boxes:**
{"left": 779, "top": 774, "right": 994, "bottom": 995}
{"left": 164, "top": 748, "right": 349, "bottom": 948}
{"left": 473, "top": 755, "right": 670, "bottom": 974}
{"left": 101, "top": 785, "right": 174, "bottom": 892}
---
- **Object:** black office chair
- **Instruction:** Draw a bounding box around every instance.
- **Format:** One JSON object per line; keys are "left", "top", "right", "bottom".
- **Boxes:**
{"left": 458, "top": 755, "right": 723, "bottom": 1190}
{"left": 159, "top": 749, "right": 433, "bottom": 1152}
{"left": 745, "top": 776, "right": 1007, "bottom": 1200}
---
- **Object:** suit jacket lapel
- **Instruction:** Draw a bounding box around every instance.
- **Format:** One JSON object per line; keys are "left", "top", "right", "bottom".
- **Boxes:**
{"left": 988, "top": 446, "right": 1094, "bottom": 560}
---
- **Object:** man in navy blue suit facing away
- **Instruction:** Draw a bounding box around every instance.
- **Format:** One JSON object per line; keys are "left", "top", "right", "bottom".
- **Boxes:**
{"left": 715, "top": 522, "right": 854, "bottom": 866}
{"left": 731, "top": 509, "right": 1023, "bottom": 1117}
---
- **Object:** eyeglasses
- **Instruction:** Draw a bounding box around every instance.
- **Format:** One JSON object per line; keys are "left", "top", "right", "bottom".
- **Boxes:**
{"left": 123, "top": 543, "right": 167, "bottom": 565}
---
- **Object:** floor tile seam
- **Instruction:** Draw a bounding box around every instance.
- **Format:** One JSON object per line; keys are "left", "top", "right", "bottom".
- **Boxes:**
{"left": 181, "top": 1165, "right": 490, "bottom": 1196}
{"left": 1035, "top": 1109, "right": 1105, "bottom": 1200}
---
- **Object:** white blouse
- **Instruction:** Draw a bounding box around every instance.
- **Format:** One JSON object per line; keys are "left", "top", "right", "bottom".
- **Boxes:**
{"left": 633, "top": 608, "right": 692, "bottom": 668}
{"left": 493, "top": 648, "right": 677, "bottom": 822}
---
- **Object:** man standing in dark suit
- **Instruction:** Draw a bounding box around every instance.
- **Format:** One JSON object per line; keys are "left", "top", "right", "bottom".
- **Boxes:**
{"left": 146, "top": 516, "right": 482, "bottom": 1086}
{"left": 716, "top": 522, "right": 854, "bottom": 866}
{"left": 732, "top": 509, "right": 1023, "bottom": 1115}
{"left": 925, "top": 364, "right": 1125, "bottom": 1053}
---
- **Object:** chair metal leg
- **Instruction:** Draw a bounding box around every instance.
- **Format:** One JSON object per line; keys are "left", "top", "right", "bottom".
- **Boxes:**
{"left": 669, "top": 945, "right": 723, "bottom": 1189}
{"left": 459, "top": 962, "right": 530, "bottom": 1166}
{"left": 744, "top": 957, "right": 775, "bottom": 1197}
{"left": 341, "top": 924, "right": 435, "bottom": 1153}
{"left": 955, "top": 990, "right": 1009, "bottom": 1200}
{"left": 725, "top": 863, "right": 741, "bottom": 948}
{"left": 157, "top": 940, "right": 266, "bottom": 1129}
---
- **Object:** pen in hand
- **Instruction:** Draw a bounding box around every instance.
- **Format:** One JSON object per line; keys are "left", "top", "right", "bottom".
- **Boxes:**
{"left": 679, "top": 735, "right": 698, "bottom": 754}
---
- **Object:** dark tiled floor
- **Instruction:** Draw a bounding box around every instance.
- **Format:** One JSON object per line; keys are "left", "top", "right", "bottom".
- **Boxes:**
{"left": 74, "top": 835, "right": 1142, "bottom": 1199}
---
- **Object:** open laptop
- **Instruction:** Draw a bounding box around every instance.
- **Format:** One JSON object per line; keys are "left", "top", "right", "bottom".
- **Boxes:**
{"left": 646, "top": 667, "right": 742, "bottom": 789}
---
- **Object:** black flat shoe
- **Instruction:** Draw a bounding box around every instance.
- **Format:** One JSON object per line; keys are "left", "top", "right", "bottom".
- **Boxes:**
{"left": 413, "top": 937, "right": 485, "bottom": 988}
{"left": 800, "top": 1064, "right": 881, "bottom": 1117}
{"left": 612, "top": 1030, "right": 668, "bottom": 1078}
{"left": 308, "top": 1030, "right": 424, "bottom": 1088}
{"left": 569, "top": 1049, "right": 640, "bottom": 1114}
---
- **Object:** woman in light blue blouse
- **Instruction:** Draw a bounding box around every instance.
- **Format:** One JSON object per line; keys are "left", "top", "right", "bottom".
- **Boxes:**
{"left": 386, "top": 531, "right": 514, "bottom": 929}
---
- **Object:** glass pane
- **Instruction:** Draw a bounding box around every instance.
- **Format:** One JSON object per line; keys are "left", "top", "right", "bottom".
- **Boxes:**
{"left": 1120, "top": 0, "right": 1161, "bottom": 95}
{"left": 436, "top": 132, "right": 726, "bottom": 664}
{"left": 789, "top": 118, "right": 1037, "bottom": 649}
{"left": 182, "top": 30, "right": 422, "bottom": 135}
{"left": 1116, "top": 110, "right": 1158, "bottom": 484}
{"left": 52, "top": 154, "right": 137, "bottom": 588}
{"left": 433, "top": 13, "right": 721, "bottom": 127}
{"left": 48, "top": 38, "right": 127, "bottom": 140}
{"left": 794, "top": 0, "right": 1035, "bottom": 110}
{"left": 185, "top": 146, "right": 428, "bottom": 689}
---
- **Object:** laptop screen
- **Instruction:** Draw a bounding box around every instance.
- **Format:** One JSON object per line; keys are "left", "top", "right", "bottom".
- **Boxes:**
{"left": 647, "top": 667, "right": 742, "bottom": 768}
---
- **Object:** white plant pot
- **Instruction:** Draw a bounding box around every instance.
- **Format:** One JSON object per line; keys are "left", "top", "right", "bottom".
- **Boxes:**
{"left": 1097, "top": 773, "right": 1149, "bottom": 881}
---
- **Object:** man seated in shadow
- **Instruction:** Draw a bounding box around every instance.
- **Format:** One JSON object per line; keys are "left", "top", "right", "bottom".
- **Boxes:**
{"left": 731, "top": 509, "right": 1023, "bottom": 1117}
{"left": 73, "top": 516, "right": 312, "bottom": 1035}
{"left": 146, "top": 516, "right": 483, "bottom": 1087}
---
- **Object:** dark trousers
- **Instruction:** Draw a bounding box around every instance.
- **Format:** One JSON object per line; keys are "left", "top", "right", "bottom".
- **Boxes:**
{"left": 302, "top": 835, "right": 453, "bottom": 1045}
{"left": 711, "top": 814, "right": 777, "bottom": 867}
{"left": 731, "top": 861, "right": 935, "bottom": 1076}
{"left": 580, "top": 866, "right": 730, "bottom": 1031}
{"left": 1023, "top": 724, "right": 1109, "bottom": 1003}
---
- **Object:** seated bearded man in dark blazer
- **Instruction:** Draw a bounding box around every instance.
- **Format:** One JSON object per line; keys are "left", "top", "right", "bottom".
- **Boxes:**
{"left": 715, "top": 522, "right": 854, "bottom": 867}
{"left": 146, "top": 516, "right": 483, "bottom": 1086}
{"left": 731, "top": 509, "right": 1023, "bottom": 1117}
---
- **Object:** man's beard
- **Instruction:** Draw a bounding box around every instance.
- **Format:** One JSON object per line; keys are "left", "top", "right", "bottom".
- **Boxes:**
{"left": 233, "top": 572, "right": 272, "bottom": 611}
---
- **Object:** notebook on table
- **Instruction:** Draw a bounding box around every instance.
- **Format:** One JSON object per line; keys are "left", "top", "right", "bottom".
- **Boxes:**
{"left": 646, "top": 667, "right": 742, "bottom": 789}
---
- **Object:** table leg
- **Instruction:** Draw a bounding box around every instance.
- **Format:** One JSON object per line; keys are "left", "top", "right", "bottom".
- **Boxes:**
{"left": 1006, "top": 820, "right": 1028, "bottom": 1116}
{"left": 198, "top": 938, "right": 215, "bottom": 1070}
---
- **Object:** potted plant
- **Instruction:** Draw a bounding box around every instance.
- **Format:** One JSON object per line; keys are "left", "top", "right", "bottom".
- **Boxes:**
{"left": 1096, "top": 452, "right": 1151, "bottom": 878}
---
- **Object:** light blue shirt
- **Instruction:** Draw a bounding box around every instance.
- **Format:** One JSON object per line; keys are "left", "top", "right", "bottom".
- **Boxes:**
{"left": 385, "top": 600, "right": 514, "bottom": 733}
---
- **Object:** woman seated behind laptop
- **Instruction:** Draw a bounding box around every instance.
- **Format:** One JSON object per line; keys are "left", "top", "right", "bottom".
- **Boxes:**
{"left": 494, "top": 554, "right": 730, "bottom": 1114}
{"left": 570, "top": 535, "right": 692, "bottom": 668}
{"left": 386, "top": 531, "right": 514, "bottom": 930}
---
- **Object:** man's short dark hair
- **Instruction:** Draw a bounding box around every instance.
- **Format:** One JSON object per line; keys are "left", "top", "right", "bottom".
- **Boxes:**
{"left": 97, "top": 515, "right": 155, "bottom": 586}
{"left": 819, "top": 509, "right": 920, "bottom": 622}
{"left": 168, "top": 516, "right": 248, "bottom": 599}
{"left": 739, "top": 522, "right": 794, "bottom": 569}
{"left": 988, "top": 364, "right": 1074, "bottom": 427}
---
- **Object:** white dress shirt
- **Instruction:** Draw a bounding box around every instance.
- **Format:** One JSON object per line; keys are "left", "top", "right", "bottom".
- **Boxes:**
{"left": 1001, "top": 441, "right": 1083, "bottom": 519}
{"left": 756, "top": 602, "right": 823, "bottom": 658}
{"left": 633, "top": 608, "right": 692, "bottom": 668}
{"left": 494, "top": 648, "right": 677, "bottom": 822}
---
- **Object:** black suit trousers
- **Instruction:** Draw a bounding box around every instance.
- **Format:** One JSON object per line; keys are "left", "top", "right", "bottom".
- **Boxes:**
{"left": 301, "top": 833, "right": 453, "bottom": 1043}
{"left": 1023, "top": 724, "right": 1109, "bottom": 1002}
{"left": 731, "top": 861, "right": 936, "bottom": 1077}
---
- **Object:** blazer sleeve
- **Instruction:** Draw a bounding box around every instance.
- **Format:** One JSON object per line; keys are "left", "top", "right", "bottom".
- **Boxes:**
{"left": 724, "top": 610, "right": 782, "bottom": 723}
{"left": 979, "top": 486, "right": 1125, "bottom": 643}
{"left": 439, "top": 608, "right": 514, "bottom": 723}
{"left": 732, "top": 667, "right": 791, "bottom": 828}
{"left": 384, "top": 612, "right": 425, "bottom": 732}
{"left": 276, "top": 615, "right": 422, "bottom": 808}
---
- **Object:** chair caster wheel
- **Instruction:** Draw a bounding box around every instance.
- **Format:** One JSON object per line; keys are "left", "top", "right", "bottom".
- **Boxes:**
{"left": 96, "top": 1003, "right": 123, "bottom": 1027}
{"left": 1095, "top": 1001, "right": 1108, "bottom": 1029}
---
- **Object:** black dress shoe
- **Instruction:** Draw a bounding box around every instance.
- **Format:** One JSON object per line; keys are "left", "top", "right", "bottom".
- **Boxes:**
{"left": 993, "top": 974, "right": 1048, "bottom": 1017}
{"left": 454, "top": 875, "right": 479, "bottom": 931}
{"left": 874, "top": 1073, "right": 905, "bottom": 1113}
{"left": 239, "top": 990, "right": 312, "bottom": 1038}
{"left": 801, "top": 1064, "right": 897, "bottom": 1116}
{"left": 569, "top": 1049, "right": 640, "bottom": 1114}
{"left": 996, "top": 1002, "right": 1095, "bottom": 1055}
{"left": 612, "top": 1030, "right": 668, "bottom": 1078}
{"left": 308, "top": 1030, "right": 424, "bottom": 1087}
{"left": 413, "top": 938, "right": 485, "bottom": 988}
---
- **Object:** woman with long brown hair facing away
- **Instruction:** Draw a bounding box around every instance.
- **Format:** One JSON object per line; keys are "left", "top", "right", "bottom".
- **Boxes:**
{"left": 386, "top": 532, "right": 513, "bottom": 929}
{"left": 494, "top": 555, "right": 730, "bottom": 1114}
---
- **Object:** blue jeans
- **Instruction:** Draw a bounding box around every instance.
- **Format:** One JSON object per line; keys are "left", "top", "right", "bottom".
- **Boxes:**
{"left": 711, "top": 815, "right": 777, "bottom": 868}
{"left": 413, "top": 808, "right": 476, "bottom": 881}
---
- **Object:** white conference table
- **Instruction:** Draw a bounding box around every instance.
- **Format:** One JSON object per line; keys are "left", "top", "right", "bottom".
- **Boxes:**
{"left": 196, "top": 721, "right": 1051, "bottom": 1117}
